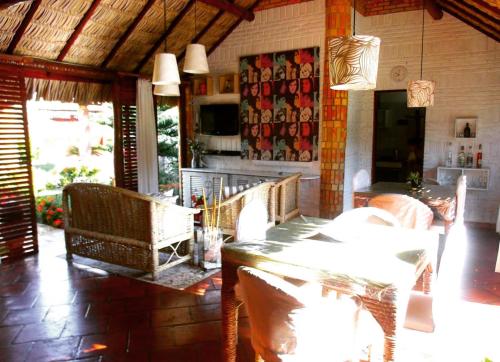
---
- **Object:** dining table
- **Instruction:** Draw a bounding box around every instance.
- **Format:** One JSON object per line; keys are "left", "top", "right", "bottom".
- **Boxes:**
{"left": 353, "top": 182, "right": 457, "bottom": 232}
{"left": 221, "top": 216, "right": 438, "bottom": 362}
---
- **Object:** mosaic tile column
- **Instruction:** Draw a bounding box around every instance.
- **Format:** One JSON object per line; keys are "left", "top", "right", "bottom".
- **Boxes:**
{"left": 320, "top": 0, "right": 351, "bottom": 219}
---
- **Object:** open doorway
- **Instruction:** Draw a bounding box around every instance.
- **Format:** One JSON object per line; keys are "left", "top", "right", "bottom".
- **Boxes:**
{"left": 157, "top": 104, "right": 180, "bottom": 197}
{"left": 373, "top": 90, "right": 426, "bottom": 183}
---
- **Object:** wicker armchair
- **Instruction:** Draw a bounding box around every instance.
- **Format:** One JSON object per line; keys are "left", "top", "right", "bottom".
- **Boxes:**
{"left": 63, "top": 183, "right": 198, "bottom": 280}
{"left": 208, "top": 181, "right": 276, "bottom": 238}
{"left": 275, "top": 173, "right": 301, "bottom": 224}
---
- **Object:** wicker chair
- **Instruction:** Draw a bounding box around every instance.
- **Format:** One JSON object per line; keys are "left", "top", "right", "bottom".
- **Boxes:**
{"left": 63, "top": 183, "right": 198, "bottom": 280}
{"left": 275, "top": 173, "right": 301, "bottom": 224}
{"left": 208, "top": 181, "right": 276, "bottom": 238}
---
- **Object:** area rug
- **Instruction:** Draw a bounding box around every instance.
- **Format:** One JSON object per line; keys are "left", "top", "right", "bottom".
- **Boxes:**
{"left": 59, "top": 254, "right": 219, "bottom": 290}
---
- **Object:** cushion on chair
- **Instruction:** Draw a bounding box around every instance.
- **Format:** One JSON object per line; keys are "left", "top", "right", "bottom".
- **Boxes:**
{"left": 404, "top": 291, "right": 435, "bottom": 333}
{"left": 368, "top": 194, "right": 433, "bottom": 230}
{"left": 237, "top": 266, "right": 360, "bottom": 362}
{"left": 235, "top": 200, "right": 268, "bottom": 242}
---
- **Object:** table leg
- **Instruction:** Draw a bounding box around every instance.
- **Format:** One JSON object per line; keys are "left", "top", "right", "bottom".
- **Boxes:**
{"left": 221, "top": 262, "right": 239, "bottom": 362}
{"left": 361, "top": 289, "right": 410, "bottom": 362}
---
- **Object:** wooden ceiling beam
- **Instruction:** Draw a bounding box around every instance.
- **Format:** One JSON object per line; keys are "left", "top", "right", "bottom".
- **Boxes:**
{"left": 177, "top": 9, "right": 225, "bottom": 62}
{"left": 101, "top": 0, "right": 156, "bottom": 68}
{"left": 134, "top": 0, "right": 195, "bottom": 73}
{"left": 425, "top": 0, "right": 443, "bottom": 20}
{"left": 6, "top": 0, "right": 42, "bottom": 54}
{"left": 57, "top": 0, "right": 102, "bottom": 62}
{"left": 207, "top": 0, "right": 260, "bottom": 57}
{"left": 197, "top": 0, "right": 254, "bottom": 21}
{"left": 0, "top": 0, "right": 30, "bottom": 11}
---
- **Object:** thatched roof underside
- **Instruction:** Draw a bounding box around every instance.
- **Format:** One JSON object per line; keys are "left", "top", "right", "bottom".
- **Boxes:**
{"left": 0, "top": 0, "right": 257, "bottom": 74}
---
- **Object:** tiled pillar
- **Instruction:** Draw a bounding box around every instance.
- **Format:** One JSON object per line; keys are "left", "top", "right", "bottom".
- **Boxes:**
{"left": 320, "top": 0, "right": 350, "bottom": 219}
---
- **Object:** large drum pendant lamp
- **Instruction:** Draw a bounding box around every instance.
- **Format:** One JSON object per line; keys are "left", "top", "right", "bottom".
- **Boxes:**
{"left": 407, "top": 3, "right": 435, "bottom": 107}
{"left": 153, "top": 84, "right": 180, "bottom": 97}
{"left": 183, "top": 1, "right": 209, "bottom": 74}
{"left": 328, "top": 0, "right": 380, "bottom": 90}
{"left": 152, "top": 0, "right": 180, "bottom": 85}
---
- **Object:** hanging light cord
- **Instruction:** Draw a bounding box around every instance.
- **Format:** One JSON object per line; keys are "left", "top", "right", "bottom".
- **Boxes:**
{"left": 420, "top": 1, "right": 425, "bottom": 79}
{"left": 163, "top": 0, "right": 167, "bottom": 52}
{"left": 353, "top": 0, "right": 356, "bottom": 36}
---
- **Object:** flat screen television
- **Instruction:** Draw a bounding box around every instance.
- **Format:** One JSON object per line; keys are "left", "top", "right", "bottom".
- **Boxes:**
{"left": 199, "top": 104, "right": 239, "bottom": 136}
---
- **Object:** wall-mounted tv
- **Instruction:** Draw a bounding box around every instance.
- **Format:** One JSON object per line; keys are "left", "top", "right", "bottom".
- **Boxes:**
{"left": 199, "top": 104, "right": 239, "bottom": 136}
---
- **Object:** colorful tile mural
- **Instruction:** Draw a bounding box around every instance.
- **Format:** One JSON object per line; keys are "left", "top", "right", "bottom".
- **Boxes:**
{"left": 240, "top": 47, "right": 320, "bottom": 162}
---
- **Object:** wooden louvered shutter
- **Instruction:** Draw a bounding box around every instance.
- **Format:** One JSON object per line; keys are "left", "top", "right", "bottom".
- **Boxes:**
{"left": 113, "top": 77, "right": 138, "bottom": 191}
{"left": 0, "top": 72, "right": 38, "bottom": 261}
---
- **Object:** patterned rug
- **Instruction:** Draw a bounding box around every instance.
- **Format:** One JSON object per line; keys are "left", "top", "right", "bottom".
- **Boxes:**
{"left": 60, "top": 254, "right": 220, "bottom": 290}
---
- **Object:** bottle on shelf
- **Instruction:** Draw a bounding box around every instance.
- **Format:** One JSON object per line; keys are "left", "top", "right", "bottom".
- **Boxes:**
{"left": 466, "top": 145, "right": 473, "bottom": 168}
{"left": 476, "top": 144, "right": 483, "bottom": 169}
{"left": 457, "top": 145, "right": 465, "bottom": 167}
{"left": 463, "top": 122, "right": 471, "bottom": 138}
{"left": 445, "top": 142, "right": 453, "bottom": 167}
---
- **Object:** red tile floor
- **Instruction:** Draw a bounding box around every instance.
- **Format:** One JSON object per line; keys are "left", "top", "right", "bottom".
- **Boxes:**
{"left": 0, "top": 224, "right": 499, "bottom": 361}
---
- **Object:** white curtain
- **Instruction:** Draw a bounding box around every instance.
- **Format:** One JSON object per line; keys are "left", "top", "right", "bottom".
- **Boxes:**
{"left": 136, "top": 79, "right": 159, "bottom": 194}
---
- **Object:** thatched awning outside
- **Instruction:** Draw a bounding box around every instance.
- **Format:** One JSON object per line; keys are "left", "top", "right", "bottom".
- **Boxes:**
{"left": 25, "top": 77, "right": 112, "bottom": 105}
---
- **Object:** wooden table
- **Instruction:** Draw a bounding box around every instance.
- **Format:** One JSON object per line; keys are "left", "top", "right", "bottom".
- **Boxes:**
{"left": 221, "top": 217, "right": 438, "bottom": 362}
{"left": 354, "top": 182, "right": 456, "bottom": 229}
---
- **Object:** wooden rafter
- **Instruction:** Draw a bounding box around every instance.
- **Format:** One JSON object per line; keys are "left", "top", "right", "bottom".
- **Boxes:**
{"left": 198, "top": 0, "right": 254, "bottom": 21}
{"left": 134, "top": 0, "right": 195, "bottom": 73}
{"left": 425, "top": 0, "right": 444, "bottom": 20}
{"left": 177, "top": 10, "right": 225, "bottom": 62}
{"left": 57, "top": 0, "right": 102, "bottom": 62}
{"left": 101, "top": 0, "right": 156, "bottom": 68}
{"left": 207, "top": 0, "right": 260, "bottom": 57}
{"left": 6, "top": 0, "right": 42, "bottom": 54}
{"left": 0, "top": 0, "right": 30, "bottom": 11}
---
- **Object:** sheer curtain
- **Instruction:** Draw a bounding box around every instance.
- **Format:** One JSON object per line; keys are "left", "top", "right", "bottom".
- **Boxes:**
{"left": 136, "top": 78, "right": 159, "bottom": 194}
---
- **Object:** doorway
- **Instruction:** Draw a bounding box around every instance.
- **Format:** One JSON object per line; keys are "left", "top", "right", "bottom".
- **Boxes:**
{"left": 373, "top": 90, "right": 425, "bottom": 183}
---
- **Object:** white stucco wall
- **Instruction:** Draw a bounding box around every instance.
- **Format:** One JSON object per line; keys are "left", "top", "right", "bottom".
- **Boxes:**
{"left": 344, "top": 10, "right": 500, "bottom": 223}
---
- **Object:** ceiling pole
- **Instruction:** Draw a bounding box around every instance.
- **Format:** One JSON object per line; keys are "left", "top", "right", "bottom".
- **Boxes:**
{"left": 57, "top": 0, "right": 102, "bottom": 62}
{"left": 197, "top": 0, "right": 255, "bottom": 21}
{"left": 101, "top": 0, "right": 156, "bottom": 68}
{"left": 6, "top": 0, "right": 42, "bottom": 54}
{"left": 177, "top": 10, "right": 225, "bottom": 62}
{"left": 207, "top": 0, "right": 260, "bottom": 57}
{"left": 134, "top": 0, "right": 195, "bottom": 73}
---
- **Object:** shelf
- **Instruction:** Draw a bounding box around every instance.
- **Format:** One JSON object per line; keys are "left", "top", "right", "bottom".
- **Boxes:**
{"left": 455, "top": 118, "right": 477, "bottom": 139}
{"left": 437, "top": 166, "right": 489, "bottom": 191}
{"left": 192, "top": 76, "right": 213, "bottom": 96}
{"left": 218, "top": 74, "right": 238, "bottom": 94}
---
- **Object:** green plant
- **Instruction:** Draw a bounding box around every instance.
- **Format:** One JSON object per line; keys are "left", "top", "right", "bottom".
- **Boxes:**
{"left": 36, "top": 195, "right": 64, "bottom": 228}
{"left": 58, "top": 166, "right": 99, "bottom": 187}
{"left": 406, "top": 171, "right": 422, "bottom": 188}
{"left": 187, "top": 138, "right": 204, "bottom": 155}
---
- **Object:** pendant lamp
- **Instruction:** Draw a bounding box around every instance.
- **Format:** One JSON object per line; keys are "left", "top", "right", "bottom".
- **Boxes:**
{"left": 152, "top": 0, "right": 180, "bottom": 85}
{"left": 328, "top": 0, "right": 380, "bottom": 90}
{"left": 154, "top": 84, "right": 180, "bottom": 97}
{"left": 183, "top": 0, "right": 209, "bottom": 74}
{"left": 407, "top": 2, "right": 435, "bottom": 107}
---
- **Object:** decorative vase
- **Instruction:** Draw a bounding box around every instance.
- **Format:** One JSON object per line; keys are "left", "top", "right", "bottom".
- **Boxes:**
{"left": 191, "top": 153, "right": 201, "bottom": 168}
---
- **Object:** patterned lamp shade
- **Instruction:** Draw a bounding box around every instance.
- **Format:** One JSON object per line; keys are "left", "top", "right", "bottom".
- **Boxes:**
{"left": 183, "top": 44, "right": 210, "bottom": 74}
{"left": 152, "top": 53, "right": 181, "bottom": 85}
{"left": 407, "top": 80, "right": 435, "bottom": 107}
{"left": 153, "top": 84, "right": 180, "bottom": 97}
{"left": 328, "top": 35, "right": 381, "bottom": 90}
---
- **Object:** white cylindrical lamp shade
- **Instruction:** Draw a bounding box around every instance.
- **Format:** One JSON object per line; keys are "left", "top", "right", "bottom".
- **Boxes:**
{"left": 328, "top": 35, "right": 381, "bottom": 90}
{"left": 407, "top": 80, "right": 435, "bottom": 107}
{"left": 183, "top": 43, "right": 209, "bottom": 74}
{"left": 153, "top": 84, "right": 180, "bottom": 97}
{"left": 152, "top": 53, "right": 181, "bottom": 85}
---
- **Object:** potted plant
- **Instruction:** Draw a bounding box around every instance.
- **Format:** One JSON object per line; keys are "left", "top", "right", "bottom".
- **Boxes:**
{"left": 406, "top": 171, "right": 422, "bottom": 191}
{"left": 187, "top": 138, "right": 205, "bottom": 168}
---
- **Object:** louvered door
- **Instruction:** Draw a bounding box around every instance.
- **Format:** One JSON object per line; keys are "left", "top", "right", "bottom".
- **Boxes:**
{"left": 0, "top": 73, "right": 38, "bottom": 261}
{"left": 113, "top": 77, "right": 137, "bottom": 191}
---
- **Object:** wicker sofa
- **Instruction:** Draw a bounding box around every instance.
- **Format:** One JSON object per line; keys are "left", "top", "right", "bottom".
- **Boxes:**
{"left": 63, "top": 183, "right": 198, "bottom": 280}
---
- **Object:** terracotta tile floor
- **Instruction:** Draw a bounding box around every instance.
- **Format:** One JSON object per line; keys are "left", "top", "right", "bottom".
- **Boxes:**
{"left": 0, "top": 224, "right": 499, "bottom": 361}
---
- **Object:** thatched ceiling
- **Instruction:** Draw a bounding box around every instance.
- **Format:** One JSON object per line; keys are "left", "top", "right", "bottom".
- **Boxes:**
{"left": 0, "top": 0, "right": 258, "bottom": 75}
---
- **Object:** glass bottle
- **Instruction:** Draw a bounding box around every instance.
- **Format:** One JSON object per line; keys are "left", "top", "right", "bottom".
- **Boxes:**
{"left": 466, "top": 145, "right": 473, "bottom": 168}
{"left": 463, "top": 123, "right": 471, "bottom": 138}
{"left": 476, "top": 144, "right": 482, "bottom": 169}
{"left": 457, "top": 145, "right": 465, "bottom": 168}
{"left": 445, "top": 142, "right": 453, "bottom": 167}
